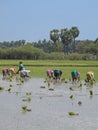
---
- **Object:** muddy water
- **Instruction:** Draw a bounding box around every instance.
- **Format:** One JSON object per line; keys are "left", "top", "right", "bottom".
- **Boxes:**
{"left": 0, "top": 77, "right": 98, "bottom": 130}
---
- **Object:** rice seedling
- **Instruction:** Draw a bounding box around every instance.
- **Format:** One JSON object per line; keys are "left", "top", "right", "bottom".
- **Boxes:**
{"left": 27, "top": 97, "right": 31, "bottom": 102}
{"left": 61, "top": 77, "right": 65, "bottom": 82}
{"left": 0, "top": 86, "right": 4, "bottom": 91}
{"left": 78, "top": 83, "right": 82, "bottom": 90}
{"left": 9, "top": 84, "right": 13, "bottom": 87}
{"left": 69, "top": 95, "right": 74, "bottom": 99}
{"left": 89, "top": 89, "right": 93, "bottom": 96}
{"left": 22, "top": 105, "right": 32, "bottom": 112}
{"left": 69, "top": 87, "right": 74, "bottom": 91}
{"left": 65, "top": 80, "right": 68, "bottom": 83}
{"left": 22, "top": 97, "right": 31, "bottom": 102}
{"left": 78, "top": 101, "right": 82, "bottom": 105}
{"left": 20, "top": 78, "right": 24, "bottom": 83}
{"left": 68, "top": 112, "right": 79, "bottom": 116}
{"left": 7, "top": 88, "right": 11, "bottom": 92}
{"left": 89, "top": 80, "right": 94, "bottom": 86}
{"left": 48, "top": 82, "right": 50, "bottom": 87}
{"left": 22, "top": 105, "right": 27, "bottom": 111}
{"left": 40, "top": 86, "right": 46, "bottom": 88}
{"left": 26, "top": 108, "right": 32, "bottom": 112}
{"left": 10, "top": 78, "right": 13, "bottom": 82}
{"left": 48, "top": 88, "right": 54, "bottom": 91}
{"left": 26, "top": 92, "right": 32, "bottom": 96}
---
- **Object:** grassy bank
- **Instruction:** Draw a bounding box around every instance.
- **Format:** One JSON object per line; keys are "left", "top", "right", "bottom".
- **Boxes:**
{"left": 0, "top": 60, "right": 98, "bottom": 81}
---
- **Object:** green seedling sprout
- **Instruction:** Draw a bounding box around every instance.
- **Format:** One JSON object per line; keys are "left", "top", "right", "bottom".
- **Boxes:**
{"left": 65, "top": 81, "right": 68, "bottom": 83}
{"left": 68, "top": 112, "right": 79, "bottom": 116}
{"left": 48, "top": 88, "right": 54, "bottom": 91}
{"left": 78, "top": 101, "right": 82, "bottom": 105}
{"left": 22, "top": 105, "right": 27, "bottom": 110}
{"left": 69, "top": 95, "right": 74, "bottom": 99}
{"left": 22, "top": 105, "right": 31, "bottom": 112}
{"left": 89, "top": 89, "right": 93, "bottom": 96}
{"left": 9, "top": 84, "right": 13, "bottom": 87}
{"left": 48, "top": 82, "right": 50, "bottom": 87}
{"left": 0, "top": 86, "right": 4, "bottom": 90}
{"left": 26, "top": 92, "right": 31, "bottom": 96}
{"left": 7, "top": 88, "right": 11, "bottom": 92}
{"left": 27, "top": 97, "right": 31, "bottom": 102}
{"left": 69, "top": 87, "right": 74, "bottom": 91}
{"left": 40, "top": 86, "right": 46, "bottom": 88}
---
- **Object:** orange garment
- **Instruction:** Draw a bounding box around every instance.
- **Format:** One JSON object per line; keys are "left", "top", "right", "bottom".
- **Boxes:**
{"left": 10, "top": 68, "right": 16, "bottom": 74}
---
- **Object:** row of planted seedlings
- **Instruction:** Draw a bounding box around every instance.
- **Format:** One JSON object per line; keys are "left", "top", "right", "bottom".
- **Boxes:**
{"left": 0, "top": 74, "right": 96, "bottom": 115}
{"left": 0, "top": 74, "right": 32, "bottom": 113}
{"left": 40, "top": 76, "right": 96, "bottom": 116}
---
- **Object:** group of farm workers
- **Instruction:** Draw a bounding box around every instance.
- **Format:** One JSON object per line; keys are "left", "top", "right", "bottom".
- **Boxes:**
{"left": 2, "top": 61, "right": 30, "bottom": 79}
{"left": 1, "top": 61, "right": 95, "bottom": 83}
{"left": 46, "top": 69, "right": 95, "bottom": 83}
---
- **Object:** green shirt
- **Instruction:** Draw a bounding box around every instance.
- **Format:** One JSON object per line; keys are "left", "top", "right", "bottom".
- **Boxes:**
{"left": 19, "top": 63, "right": 24, "bottom": 71}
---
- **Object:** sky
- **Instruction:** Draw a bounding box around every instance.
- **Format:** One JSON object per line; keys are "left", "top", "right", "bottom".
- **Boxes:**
{"left": 0, "top": 0, "right": 98, "bottom": 42}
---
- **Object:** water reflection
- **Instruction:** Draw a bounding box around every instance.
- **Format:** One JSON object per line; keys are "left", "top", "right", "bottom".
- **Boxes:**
{"left": 0, "top": 76, "right": 98, "bottom": 130}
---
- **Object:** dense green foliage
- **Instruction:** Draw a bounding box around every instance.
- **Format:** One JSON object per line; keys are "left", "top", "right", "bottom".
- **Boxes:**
{"left": 0, "top": 26, "right": 98, "bottom": 60}
{"left": 0, "top": 41, "right": 98, "bottom": 60}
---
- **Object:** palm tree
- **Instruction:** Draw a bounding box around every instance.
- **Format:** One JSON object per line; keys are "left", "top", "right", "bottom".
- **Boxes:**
{"left": 70, "top": 26, "right": 79, "bottom": 52}
{"left": 60, "top": 28, "right": 73, "bottom": 54}
{"left": 94, "top": 37, "right": 98, "bottom": 43}
{"left": 50, "top": 29, "right": 59, "bottom": 43}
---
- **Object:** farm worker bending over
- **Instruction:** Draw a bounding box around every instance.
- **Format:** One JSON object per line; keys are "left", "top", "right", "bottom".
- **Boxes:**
{"left": 54, "top": 69, "right": 62, "bottom": 80}
{"left": 9, "top": 68, "right": 16, "bottom": 75}
{"left": 71, "top": 70, "right": 80, "bottom": 82}
{"left": 20, "top": 68, "right": 30, "bottom": 78}
{"left": 46, "top": 70, "right": 54, "bottom": 78}
{"left": 86, "top": 71, "right": 94, "bottom": 82}
{"left": 2, "top": 68, "right": 10, "bottom": 77}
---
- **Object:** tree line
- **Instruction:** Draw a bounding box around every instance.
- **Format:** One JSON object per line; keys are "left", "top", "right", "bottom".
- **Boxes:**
{"left": 0, "top": 26, "right": 98, "bottom": 60}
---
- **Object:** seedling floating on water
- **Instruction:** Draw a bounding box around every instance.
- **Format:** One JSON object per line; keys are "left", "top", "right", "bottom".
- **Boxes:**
{"left": 69, "top": 95, "right": 74, "bottom": 99}
{"left": 20, "top": 79, "right": 24, "bottom": 83}
{"left": 48, "top": 88, "right": 54, "bottom": 91}
{"left": 22, "top": 105, "right": 27, "bottom": 111}
{"left": 68, "top": 112, "right": 79, "bottom": 116}
{"left": 61, "top": 77, "right": 65, "bottom": 81}
{"left": 0, "top": 86, "right": 4, "bottom": 90}
{"left": 48, "top": 82, "right": 50, "bottom": 87}
{"left": 22, "top": 105, "right": 32, "bottom": 112}
{"left": 89, "top": 89, "right": 93, "bottom": 95}
{"left": 78, "top": 101, "right": 82, "bottom": 105}
{"left": 65, "top": 81, "right": 68, "bottom": 83}
{"left": 78, "top": 83, "right": 82, "bottom": 89}
{"left": 22, "top": 97, "right": 31, "bottom": 102}
{"left": 40, "top": 86, "right": 46, "bottom": 88}
{"left": 10, "top": 78, "right": 13, "bottom": 82}
{"left": 26, "top": 92, "right": 32, "bottom": 96}
{"left": 7, "top": 88, "right": 11, "bottom": 92}
{"left": 69, "top": 87, "right": 74, "bottom": 91}
{"left": 9, "top": 84, "right": 13, "bottom": 87}
{"left": 27, "top": 97, "right": 31, "bottom": 102}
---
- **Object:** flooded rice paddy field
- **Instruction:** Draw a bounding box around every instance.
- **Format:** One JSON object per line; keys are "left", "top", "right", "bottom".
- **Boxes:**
{"left": 0, "top": 76, "right": 98, "bottom": 130}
